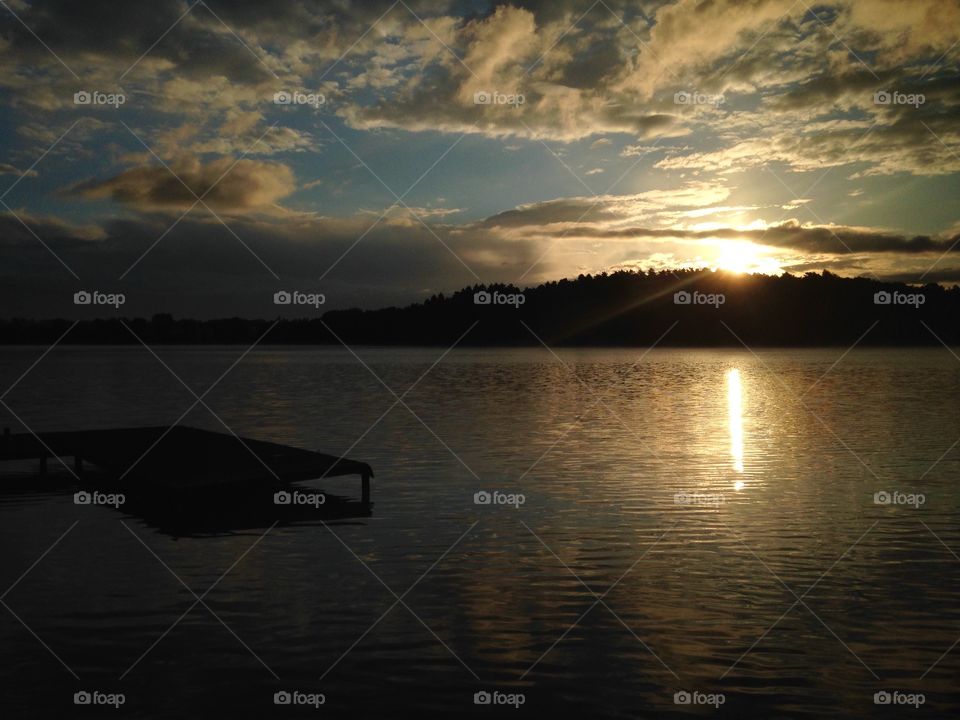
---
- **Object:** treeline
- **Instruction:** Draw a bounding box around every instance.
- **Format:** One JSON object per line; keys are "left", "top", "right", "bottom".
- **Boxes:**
{"left": 1, "top": 270, "right": 958, "bottom": 346}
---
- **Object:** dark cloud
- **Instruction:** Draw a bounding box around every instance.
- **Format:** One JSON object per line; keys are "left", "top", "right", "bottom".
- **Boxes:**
{"left": 556, "top": 220, "right": 960, "bottom": 256}
{"left": 63, "top": 157, "right": 296, "bottom": 212}
{"left": 2, "top": 0, "right": 286, "bottom": 83}
{"left": 756, "top": 222, "right": 960, "bottom": 255}
{"left": 881, "top": 268, "right": 960, "bottom": 284}
{"left": 0, "top": 208, "right": 541, "bottom": 316}
{"left": 477, "top": 196, "right": 623, "bottom": 228}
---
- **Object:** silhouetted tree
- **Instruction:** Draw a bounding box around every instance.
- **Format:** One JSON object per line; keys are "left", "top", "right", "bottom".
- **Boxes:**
{"left": 1, "top": 270, "right": 956, "bottom": 346}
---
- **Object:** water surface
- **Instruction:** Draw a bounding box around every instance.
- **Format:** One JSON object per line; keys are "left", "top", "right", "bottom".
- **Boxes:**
{"left": 1, "top": 347, "right": 958, "bottom": 717}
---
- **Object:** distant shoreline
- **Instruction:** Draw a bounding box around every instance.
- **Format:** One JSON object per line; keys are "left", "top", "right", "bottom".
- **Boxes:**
{"left": 0, "top": 341, "right": 954, "bottom": 349}
{"left": 2, "top": 269, "right": 958, "bottom": 347}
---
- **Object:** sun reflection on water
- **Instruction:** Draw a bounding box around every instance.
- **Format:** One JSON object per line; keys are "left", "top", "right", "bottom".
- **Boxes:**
{"left": 727, "top": 368, "right": 745, "bottom": 484}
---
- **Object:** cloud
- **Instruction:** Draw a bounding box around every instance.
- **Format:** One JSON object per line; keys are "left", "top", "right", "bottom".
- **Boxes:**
{"left": 64, "top": 157, "right": 296, "bottom": 212}
{"left": 611, "top": 0, "right": 800, "bottom": 97}
{"left": 446, "top": 188, "right": 960, "bottom": 283}
{"left": 3, "top": 192, "right": 960, "bottom": 320}
{"left": 0, "top": 205, "right": 541, "bottom": 317}
{"left": 476, "top": 182, "right": 734, "bottom": 230}
{"left": 655, "top": 109, "right": 960, "bottom": 177}
{"left": 0, "top": 163, "right": 37, "bottom": 177}
{"left": 571, "top": 220, "right": 960, "bottom": 257}
{"left": 3, "top": 0, "right": 956, "bottom": 159}
{"left": 361, "top": 205, "right": 465, "bottom": 221}
{"left": 1, "top": 0, "right": 959, "bottom": 318}
{"left": 330, "top": 3, "right": 687, "bottom": 141}
{"left": 0, "top": 208, "right": 106, "bottom": 242}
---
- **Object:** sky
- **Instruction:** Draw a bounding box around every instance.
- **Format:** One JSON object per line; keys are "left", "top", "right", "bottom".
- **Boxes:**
{"left": 1, "top": 0, "right": 959, "bottom": 318}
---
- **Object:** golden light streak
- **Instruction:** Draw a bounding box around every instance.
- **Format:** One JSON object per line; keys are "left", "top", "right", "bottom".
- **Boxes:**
{"left": 727, "top": 368, "right": 745, "bottom": 483}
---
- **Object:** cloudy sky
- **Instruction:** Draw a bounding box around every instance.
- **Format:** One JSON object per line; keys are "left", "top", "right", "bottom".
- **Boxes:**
{"left": 1, "top": 0, "right": 958, "bottom": 317}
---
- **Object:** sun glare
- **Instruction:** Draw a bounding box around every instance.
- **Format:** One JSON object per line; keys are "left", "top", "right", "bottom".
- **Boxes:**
{"left": 713, "top": 240, "right": 782, "bottom": 275}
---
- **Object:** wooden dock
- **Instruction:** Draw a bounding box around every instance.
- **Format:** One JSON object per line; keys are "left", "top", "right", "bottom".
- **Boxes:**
{"left": 0, "top": 426, "right": 374, "bottom": 502}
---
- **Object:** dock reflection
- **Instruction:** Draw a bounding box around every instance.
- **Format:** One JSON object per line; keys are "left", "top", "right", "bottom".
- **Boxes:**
{"left": 0, "top": 465, "right": 373, "bottom": 538}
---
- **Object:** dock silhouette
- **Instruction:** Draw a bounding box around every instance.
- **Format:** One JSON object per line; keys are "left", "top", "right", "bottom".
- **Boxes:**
{"left": 0, "top": 425, "right": 374, "bottom": 503}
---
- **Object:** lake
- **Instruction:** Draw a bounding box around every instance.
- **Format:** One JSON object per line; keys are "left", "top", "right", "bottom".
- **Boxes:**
{"left": 1, "top": 346, "right": 958, "bottom": 717}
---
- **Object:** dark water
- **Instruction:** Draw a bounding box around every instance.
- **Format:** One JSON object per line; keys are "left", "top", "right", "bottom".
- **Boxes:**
{"left": 1, "top": 346, "right": 959, "bottom": 718}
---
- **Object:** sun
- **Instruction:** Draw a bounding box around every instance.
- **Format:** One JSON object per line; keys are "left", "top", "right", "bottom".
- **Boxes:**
{"left": 713, "top": 240, "right": 782, "bottom": 275}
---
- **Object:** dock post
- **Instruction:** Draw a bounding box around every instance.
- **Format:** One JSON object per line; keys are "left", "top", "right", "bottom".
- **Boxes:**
{"left": 361, "top": 472, "right": 370, "bottom": 504}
